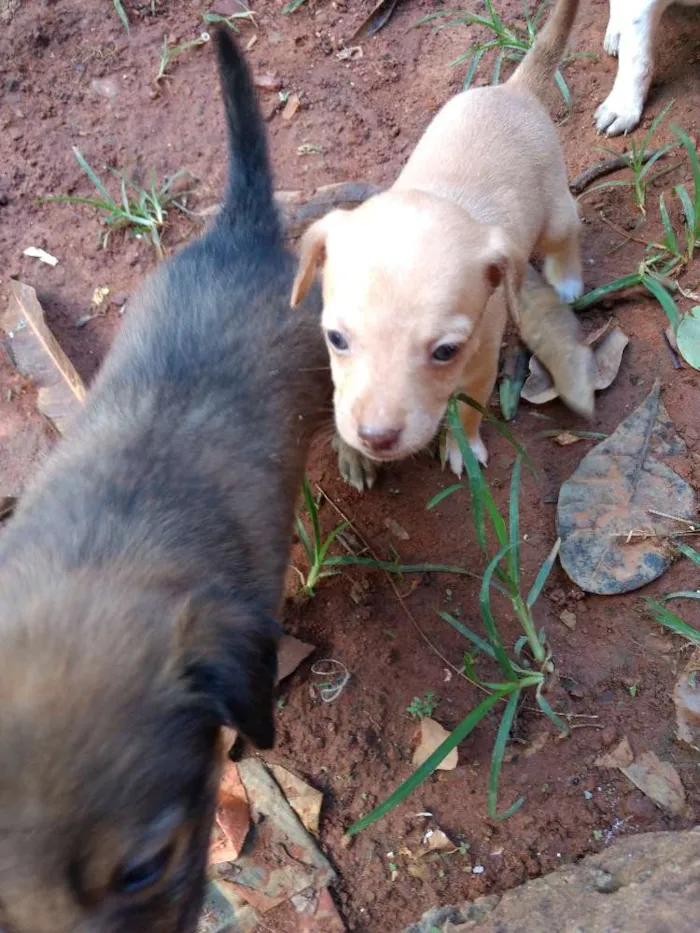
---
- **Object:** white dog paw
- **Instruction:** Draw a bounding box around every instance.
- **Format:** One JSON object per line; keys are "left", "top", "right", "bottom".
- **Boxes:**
{"left": 603, "top": 25, "right": 621, "bottom": 57}
{"left": 595, "top": 94, "right": 644, "bottom": 136}
{"left": 445, "top": 432, "right": 488, "bottom": 478}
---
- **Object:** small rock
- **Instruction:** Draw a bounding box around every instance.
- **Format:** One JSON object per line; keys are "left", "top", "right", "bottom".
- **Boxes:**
{"left": 559, "top": 609, "right": 577, "bottom": 630}
{"left": 254, "top": 73, "right": 282, "bottom": 92}
{"left": 90, "top": 76, "right": 119, "bottom": 100}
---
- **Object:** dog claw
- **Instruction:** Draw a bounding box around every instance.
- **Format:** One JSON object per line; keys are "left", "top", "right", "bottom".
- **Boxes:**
{"left": 445, "top": 432, "right": 488, "bottom": 478}
{"left": 333, "top": 434, "right": 379, "bottom": 492}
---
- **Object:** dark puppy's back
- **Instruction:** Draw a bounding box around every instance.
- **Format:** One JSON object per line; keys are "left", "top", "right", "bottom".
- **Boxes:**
{"left": 2, "top": 30, "right": 330, "bottom": 612}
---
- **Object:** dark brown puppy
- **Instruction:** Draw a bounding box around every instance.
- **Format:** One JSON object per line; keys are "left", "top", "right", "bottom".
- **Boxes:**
{"left": 0, "top": 31, "right": 330, "bottom": 933}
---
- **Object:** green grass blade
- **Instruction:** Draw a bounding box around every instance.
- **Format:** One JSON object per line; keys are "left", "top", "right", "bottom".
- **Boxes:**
{"left": 347, "top": 687, "right": 518, "bottom": 836}
{"left": 480, "top": 543, "right": 519, "bottom": 681}
{"left": 639, "top": 142, "right": 675, "bottom": 180}
{"left": 72, "top": 147, "right": 114, "bottom": 204}
{"left": 317, "top": 521, "right": 350, "bottom": 564}
{"left": 113, "top": 0, "right": 129, "bottom": 32}
{"left": 488, "top": 690, "right": 526, "bottom": 819}
{"left": 508, "top": 457, "right": 522, "bottom": 589}
{"left": 492, "top": 48, "right": 506, "bottom": 86}
{"left": 439, "top": 611, "right": 497, "bottom": 660}
{"left": 661, "top": 591, "right": 700, "bottom": 602}
{"left": 659, "top": 193, "right": 680, "bottom": 255}
{"left": 301, "top": 475, "right": 322, "bottom": 553}
{"left": 672, "top": 123, "right": 700, "bottom": 216}
{"left": 642, "top": 273, "right": 681, "bottom": 329}
{"left": 643, "top": 99, "right": 674, "bottom": 151}
{"left": 427, "top": 484, "right": 464, "bottom": 509}
{"left": 463, "top": 47, "right": 486, "bottom": 90}
{"left": 526, "top": 537, "right": 561, "bottom": 608}
{"left": 453, "top": 392, "right": 534, "bottom": 471}
{"left": 294, "top": 514, "right": 314, "bottom": 565}
{"left": 676, "top": 542, "right": 700, "bottom": 565}
{"left": 573, "top": 273, "right": 642, "bottom": 311}
{"left": 674, "top": 184, "right": 696, "bottom": 251}
{"left": 39, "top": 195, "right": 115, "bottom": 211}
{"left": 646, "top": 598, "right": 700, "bottom": 644}
{"left": 536, "top": 690, "right": 569, "bottom": 735}
{"left": 554, "top": 69, "right": 570, "bottom": 109}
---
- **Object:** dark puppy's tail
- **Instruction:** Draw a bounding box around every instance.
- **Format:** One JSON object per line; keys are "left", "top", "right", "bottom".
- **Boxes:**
{"left": 215, "top": 28, "right": 280, "bottom": 235}
{"left": 507, "top": 0, "right": 579, "bottom": 102}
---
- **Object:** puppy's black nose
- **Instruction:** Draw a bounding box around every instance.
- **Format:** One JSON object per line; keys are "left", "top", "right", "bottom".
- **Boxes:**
{"left": 357, "top": 425, "right": 402, "bottom": 452}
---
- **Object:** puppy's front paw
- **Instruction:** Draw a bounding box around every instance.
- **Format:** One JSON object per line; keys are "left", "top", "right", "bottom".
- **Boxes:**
{"left": 445, "top": 431, "right": 488, "bottom": 478}
{"left": 595, "top": 93, "right": 643, "bottom": 136}
{"left": 603, "top": 24, "right": 620, "bottom": 56}
{"left": 552, "top": 277, "right": 584, "bottom": 304}
{"left": 333, "top": 434, "right": 379, "bottom": 492}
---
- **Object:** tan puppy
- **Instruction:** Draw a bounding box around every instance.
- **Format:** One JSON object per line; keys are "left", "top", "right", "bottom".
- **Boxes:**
{"left": 291, "top": 0, "right": 582, "bottom": 481}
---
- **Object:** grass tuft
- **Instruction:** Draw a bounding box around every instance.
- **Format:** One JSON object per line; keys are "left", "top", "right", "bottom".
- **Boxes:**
{"left": 40, "top": 147, "right": 195, "bottom": 257}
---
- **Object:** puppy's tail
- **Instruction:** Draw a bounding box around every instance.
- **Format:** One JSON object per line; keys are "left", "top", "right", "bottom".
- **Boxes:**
{"left": 507, "top": 0, "right": 579, "bottom": 101}
{"left": 215, "top": 28, "right": 280, "bottom": 235}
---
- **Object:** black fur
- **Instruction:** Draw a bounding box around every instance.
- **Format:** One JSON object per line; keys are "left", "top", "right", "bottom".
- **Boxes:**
{"left": 0, "top": 30, "right": 330, "bottom": 933}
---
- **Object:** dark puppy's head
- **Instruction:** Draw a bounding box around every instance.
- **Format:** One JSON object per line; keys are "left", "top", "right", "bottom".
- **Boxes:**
{"left": 0, "top": 569, "right": 278, "bottom": 933}
{"left": 0, "top": 28, "right": 284, "bottom": 933}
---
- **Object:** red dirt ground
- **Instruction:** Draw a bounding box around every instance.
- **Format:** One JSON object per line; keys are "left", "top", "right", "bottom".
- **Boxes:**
{"left": 1, "top": 2, "right": 700, "bottom": 931}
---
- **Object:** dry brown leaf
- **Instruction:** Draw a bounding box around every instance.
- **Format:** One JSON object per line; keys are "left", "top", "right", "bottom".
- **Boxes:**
{"left": 521, "top": 355, "right": 559, "bottom": 405}
{"left": 595, "top": 735, "right": 634, "bottom": 769}
{"left": 269, "top": 764, "right": 323, "bottom": 835}
{"left": 673, "top": 648, "right": 700, "bottom": 751}
{"left": 584, "top": 318, "right": 614, "bottom": 347}
{"left": 555, "top": 431, "right": 583, "bottom": 446}
{"left": 282, "top": 93, "right": 301, "bottom": 121}
{"left": 384, "top": 517, "right": 409, "bottom": 540}
{"left": 209, "top": 760, "right": 250, "bottom": 864}
{"left": 294, "top": 886, "right": 346, "bottom": 932}
{"left": 253, "top": 72, "right": 282, "bottom": 92}
{"left": 2, "top": 281, "right": 86, "bottom": 435}
{"left": 277, "top": 634, "right": 315, "bottom": 683}
{"left": 593, "top": 326, "right": 629, "bottom": 391}
{"left": 621, "top": 751, "right": 688, "bottom": 816}
{"left": 418, "top": 827, "right": 454, "bottom": 856}
{"left": 557, "top": 382, "right": 695, "bottom": 594}
{"left": 351, "top": 0, "right": 404, "bottom": 41}
{"left": 412, "top": 718, "right": 458, "bottom": 771}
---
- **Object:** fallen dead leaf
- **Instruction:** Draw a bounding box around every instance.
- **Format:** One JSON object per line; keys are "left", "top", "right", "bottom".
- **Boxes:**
{"left": 282, "top": 93, "right": 301, "bottom": 121}
{"left": 209, "top": 760, "right": 250, "bottom": 864}
{"left": 2, "top": 280, "right": 87, "bottom": 435}
{"left": 593, "top": 326, "right": 629, "bottom": 390}
{"left": 270, "top": 764, "right": 323, "bottom": 835}
{"left": 294, "top": 886, "right": 346, "bottom": 932}
{"left": 673, "top": 647, "right": 700, "bottom": 751}
{"left": 595, "top": 735, "right": 634, "bottom": 769}
{"left": 351, "top": 0, "right": 404, "bottom": 41}
{"left": 253, "top": 72, "right": 282, "bottom": 92}
{"left": 621, "top": 751, "right": 688, "bottom": 817}
{"left": 584, "top": 318, "right": 614, "bottom": 347}
{"left": 413, "top": 718, "right": 458, "bottom": 771}
{"left": 199, "top": 880, "right": 259, "bottom": 933}
{"left": 555, "top": 431, "right": 584, "bottom": 446}
{"left": 384, "top": 517, "right": 409, "bottom": 540}
{"left": 221, "top": 759, "right": 335, "bottom": 913}
{"left": 277, "top": 634, "right": 315, "bottom": 683}
{"left": 418, "top": 827, "right": 454, "bottom": 855}
{"left": 557, "top": 382, "right": 695, "bottom": 594}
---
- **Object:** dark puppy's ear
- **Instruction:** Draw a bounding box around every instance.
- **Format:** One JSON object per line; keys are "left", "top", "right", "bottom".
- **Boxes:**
{"left": 175, "top": 586, "right": 281, "bottom": 749}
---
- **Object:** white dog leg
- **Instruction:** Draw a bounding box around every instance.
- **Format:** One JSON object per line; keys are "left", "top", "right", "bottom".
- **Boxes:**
{"left": 595, "top": 0, "right": 675, "bottom": 136}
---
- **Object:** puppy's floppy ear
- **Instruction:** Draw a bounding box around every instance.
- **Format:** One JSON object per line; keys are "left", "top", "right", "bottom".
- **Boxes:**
{"left": 482, "top": 227, "right": 527, "bottom": 327}
{"left": 174, "top": 586, "right": 281, "bottom": 749}
{"left": 290, "top": 210, "right": 342, "bottom": 308}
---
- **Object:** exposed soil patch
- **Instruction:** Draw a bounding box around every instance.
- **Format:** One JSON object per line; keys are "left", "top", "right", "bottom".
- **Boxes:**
{"left": 2, "top": 2, "right": 700, "bottom": 932}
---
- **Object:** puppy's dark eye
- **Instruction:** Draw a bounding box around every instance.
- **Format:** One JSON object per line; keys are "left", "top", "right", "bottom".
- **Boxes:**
{"left": 432, "top": 344, "right": 461, "bottom": 363}
{"left": 115, "top": 843, "right": 173, "bottom": 895}
{"left": 326, "top": 330, "right": 349, "bottom": 352}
